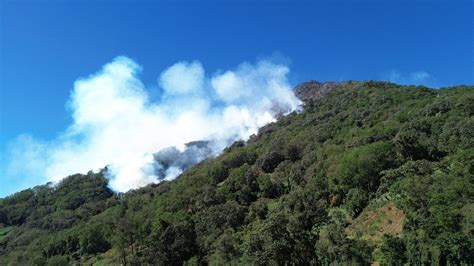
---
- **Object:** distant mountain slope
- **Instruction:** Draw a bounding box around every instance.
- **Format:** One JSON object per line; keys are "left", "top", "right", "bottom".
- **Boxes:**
{"left": 294, "top": 80, "right": 353, "bottom": 102}
{"left": 1, "top": 81, "right": 473, "bottom": 265}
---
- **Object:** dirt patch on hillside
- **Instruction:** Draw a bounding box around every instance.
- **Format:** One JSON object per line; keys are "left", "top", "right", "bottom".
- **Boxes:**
{"left": 346, "top": 202, "right": 406, "bottom": 242}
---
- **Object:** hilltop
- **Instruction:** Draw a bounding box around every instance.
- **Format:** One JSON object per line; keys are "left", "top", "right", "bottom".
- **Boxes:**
{"left": 1, "top": 81, "right": 473, "bottom": 265}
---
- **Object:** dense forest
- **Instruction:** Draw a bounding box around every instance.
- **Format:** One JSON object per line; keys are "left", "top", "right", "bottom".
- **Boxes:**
{"left": 1, "top": 81, "right": 473, "bottom": 265}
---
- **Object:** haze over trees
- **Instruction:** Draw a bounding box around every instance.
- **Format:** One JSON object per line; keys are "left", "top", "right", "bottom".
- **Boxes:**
{"left": 1, "top": 81, "right": 473, "bottom": 265}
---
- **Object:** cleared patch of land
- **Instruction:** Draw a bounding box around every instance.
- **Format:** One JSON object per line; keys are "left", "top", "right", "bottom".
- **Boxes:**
{"left": 346, "top": 202, "right": 406, "bottom": 242}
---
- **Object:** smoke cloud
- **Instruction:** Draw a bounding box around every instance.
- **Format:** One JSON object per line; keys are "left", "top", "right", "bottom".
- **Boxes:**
{"left": 152, "top": 141, "right": 214, "bottom": 181}
{"left": 7, "top": 56, "right": 301, "bottom": 192}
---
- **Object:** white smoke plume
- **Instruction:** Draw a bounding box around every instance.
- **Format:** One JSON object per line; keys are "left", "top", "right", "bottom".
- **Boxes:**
{"left": 7, "top": 56, "right": 301, "bottom": 192}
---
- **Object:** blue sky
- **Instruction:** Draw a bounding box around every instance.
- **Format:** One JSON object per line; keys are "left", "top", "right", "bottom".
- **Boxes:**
{"left": 0, "top": 0, "right": 472, "bottom": 196}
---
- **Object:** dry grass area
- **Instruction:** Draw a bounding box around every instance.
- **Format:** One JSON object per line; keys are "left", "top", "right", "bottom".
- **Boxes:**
{"left": 346, "top": 202, "right": 406, "bottom": 243}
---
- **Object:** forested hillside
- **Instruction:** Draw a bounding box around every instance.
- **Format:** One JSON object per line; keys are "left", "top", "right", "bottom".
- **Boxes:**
{"left": 1, "top": 81, "right": 473, "bottom": 265}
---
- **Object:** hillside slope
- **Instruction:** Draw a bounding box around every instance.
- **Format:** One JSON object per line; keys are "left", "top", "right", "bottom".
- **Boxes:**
{"left": 1, "top": 81, "right": 473, "bottom": 265}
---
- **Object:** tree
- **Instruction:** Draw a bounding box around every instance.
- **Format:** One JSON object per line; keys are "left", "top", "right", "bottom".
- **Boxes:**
{"left": 79, "top": 225, "right": 110, "bottom": 255}
{"left": 379, "top": 235, "right": 406, "bottom": 265}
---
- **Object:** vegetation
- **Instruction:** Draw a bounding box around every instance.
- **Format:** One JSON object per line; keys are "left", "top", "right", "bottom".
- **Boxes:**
{"left": 1, "top": 81, "right": 473, "bottom": 265}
